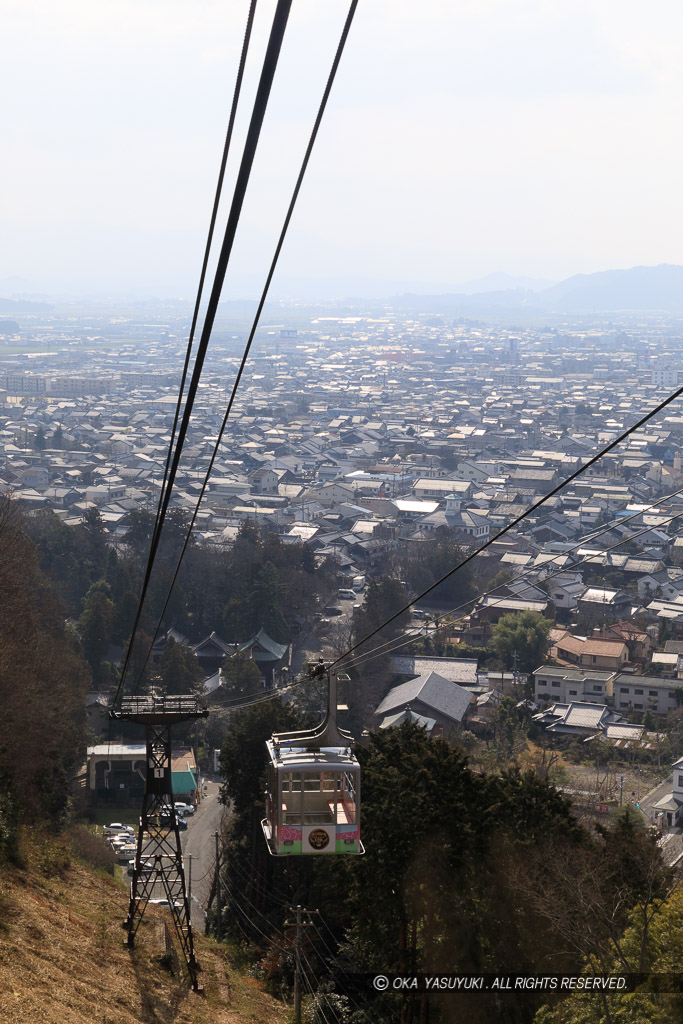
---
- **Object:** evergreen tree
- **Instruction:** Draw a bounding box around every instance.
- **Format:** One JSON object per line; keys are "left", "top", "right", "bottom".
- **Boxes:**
{"left": 221, "top": 651, "right": 262, "bottom": 699}
{"left": 158, "top": 638, "right": 202, "bottom": 695}
{"left": 243, "top": 560, "right": 289, "bottom": 643}
{"left": 112, "top": 589, "right": 140, "bottom": 644}
{"left": 219, "top": 697, "right": 300, "bottom": 813}
{"left": 357, "top": 576, "right": 409, "bottom": 640}
{"left": 123, "top": 508, "right": 155, "bottom": 562}
{"left": 0, "top": 495, "right": 88, "bottom": 842}
{"left": 78, "top": 586, "right": 114, "bottom": 683}
{"left": 490, "top": 609, "right": 552, "bottom": 673}
{"left": 77, "top": 507, "right": 109, "bottom": 582}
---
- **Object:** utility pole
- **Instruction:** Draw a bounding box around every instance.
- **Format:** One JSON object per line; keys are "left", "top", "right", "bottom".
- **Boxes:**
{"left": 512, "top": 649, "right": 520, "bottom": 693}
{"left": 294, "top": 905, "right": 302, "bottom": 1024}
{"left": 214, "top": 832, "right": 222, "bottom": 941}
{"left": 194, "top": 721, "right": 200, "bottom": 805}
{"left": 620, "top": 774, "right": 624, "bottom": 807}
{"left": 285, "top": 905, "right": 318, "bottom": 1024}
{"left": 188, "top": 853, "right": 192, "bottom": 903}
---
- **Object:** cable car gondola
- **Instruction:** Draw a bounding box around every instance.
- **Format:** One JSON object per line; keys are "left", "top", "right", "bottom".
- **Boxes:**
{"left": 262, "top": 665, "right": 363, "bottom": 856}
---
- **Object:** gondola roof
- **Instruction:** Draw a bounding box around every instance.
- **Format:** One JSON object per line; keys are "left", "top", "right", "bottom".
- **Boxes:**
{"left": 266, "top": 739, "right": 358, "bottom": 770}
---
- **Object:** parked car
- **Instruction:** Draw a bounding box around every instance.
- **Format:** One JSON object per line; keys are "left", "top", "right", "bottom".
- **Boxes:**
{"left": 337, "top": 588, "right": 356, "bottom": 600}
{"left": 103, "top": 822, "right": 135, "bottom": 836}
{"left": 323, "top": 605, "right": 343, "bottom": 616}
{"left": 116, "top": 844, "right": 137, "bottom": 863}
{"left": 149, "top": 898, "right": 182, "bottom": 909}
{"left": 173, "top": 802, "right": 195, "bottom": 816}
{"left": 108, "top": 834, "right": 132, "bottom": 849}
{"left": 127, "top": 859, "right": 154, "bottom": 876}
{"left": 159, "top": 813, "right": 187, "bottom": 831}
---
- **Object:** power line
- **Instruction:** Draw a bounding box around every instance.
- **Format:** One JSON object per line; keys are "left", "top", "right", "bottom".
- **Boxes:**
{"left": 179, "top": 492, "right": 683, "bottom": 709}
{"left": 339, "top": 484, "right": 683, "bottom": 669}
{"left": 198, "top": 488, "right": 683, "bottom": 707}
{"left": 222, "top": 878, "right": 290, "bottom": 954}
{"left": 221, "top": 860, "right": 290, "bottom": 938}
{"left": 114, "top": 0, "right": 293, "bottom": 706}
{"left": 131, "top": 0, "right": 360, "bottom": 694}
{"left": 300, "top": 949, "right": 340, "bottom": 1024}
{"left": 310, "top": 919, "right": 375, "bottom": 1024}
{"left": 341, "top": 496, "right": 683, "bottom": 672}
{"left": 224, "top": 849, "right": 292, "bottom": 906}
{"left": 206, "top": 682, "right": 298, "bottom": 710}
{"left": 332, "top": 384, "right": 683, "bottom": 669}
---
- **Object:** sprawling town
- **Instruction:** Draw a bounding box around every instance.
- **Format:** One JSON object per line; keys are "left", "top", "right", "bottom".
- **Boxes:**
{"left": 2, "top": 299, "right": 682, "bottom": 1021}
{"left": 2, "top": 302, "right": 683, "bottom": 797}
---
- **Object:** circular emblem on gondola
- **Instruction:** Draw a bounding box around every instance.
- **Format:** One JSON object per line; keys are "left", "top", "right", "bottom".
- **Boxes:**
{"left": 308, "top": 828, "right": 330, "bottom": 850}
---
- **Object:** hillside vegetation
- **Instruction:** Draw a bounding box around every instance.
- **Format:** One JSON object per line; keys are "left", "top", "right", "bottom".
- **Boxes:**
{"left": 0, "top": 831, "right": 287, "bottom": 1024}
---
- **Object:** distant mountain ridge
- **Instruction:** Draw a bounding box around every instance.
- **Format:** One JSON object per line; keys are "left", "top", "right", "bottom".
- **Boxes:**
{"left": 395, "top": 264, "right": 683, "bottom": 314}
{"left": 0, "top": 297, "right": 53, "bottom": 312}
{"left": 457, "top": 271, "right": 555, "bottom": 294}
{"left": 537, "top": 264, "right": 683, "bottom": 310}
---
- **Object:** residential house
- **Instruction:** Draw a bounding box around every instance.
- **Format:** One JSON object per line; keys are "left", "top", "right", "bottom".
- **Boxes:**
{"left": 389, "top": 655, "right": 478, "bottom": 686}
{"left": 375, "top": 671, "right": 473, "bottom": 735}
{"left": 577, "top": 587, "right": 632, "bottom": 622}
{"left": 645, "top": 599, "right": 683, "bottom": 638}
{"left": 552, "top": 633, "right": 629, "bottom": 672}
{"left": 472, "top": 592, "right": 550, "bottom": 626}
{"left": 546, "top": 572, "right": 585, "bottom": 616}
{"left": 411, "top": 478, "right": 473, "bottom": 501}
{"left": 599, "top": 620, "right": 652, "bottom": 664}
{"left": 532, "top": 701, "right": 634, "bottom": 738}
{"left": 653, "top": 755, "right": 683, "bottom": 830}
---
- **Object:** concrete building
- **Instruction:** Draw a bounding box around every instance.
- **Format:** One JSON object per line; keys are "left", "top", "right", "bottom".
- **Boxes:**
{"left": 533, "top": 666, "right": 615, "bottom": 706}
{"left": 612, "top": 673, "right": 680, "bottom": 716}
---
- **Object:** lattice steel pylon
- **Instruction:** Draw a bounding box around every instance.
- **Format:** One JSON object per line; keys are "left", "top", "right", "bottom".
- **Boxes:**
{"left": 110, "top": 695, "right": 208, "bottom": 991}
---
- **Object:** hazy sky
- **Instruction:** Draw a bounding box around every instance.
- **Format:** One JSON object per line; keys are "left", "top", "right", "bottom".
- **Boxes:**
{"left": 3, "top": 0, "right": 683, "bottom": 299}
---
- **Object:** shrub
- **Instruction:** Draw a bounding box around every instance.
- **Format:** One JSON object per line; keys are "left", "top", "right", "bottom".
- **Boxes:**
{"left": 69, "top": 825, "right": 116, "bottom": 875}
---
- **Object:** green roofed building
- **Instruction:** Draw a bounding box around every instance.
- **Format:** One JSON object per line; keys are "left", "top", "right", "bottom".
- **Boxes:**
{"left": 171, "top": 750, "right": 199, "bottom": 803}
{"left": 237, "top": 627, "right": 290, "bottom": 688}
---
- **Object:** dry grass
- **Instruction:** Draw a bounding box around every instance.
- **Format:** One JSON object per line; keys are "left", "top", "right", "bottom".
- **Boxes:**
{"left": 0, "top": 833, "right": 288, "bottom": 1024}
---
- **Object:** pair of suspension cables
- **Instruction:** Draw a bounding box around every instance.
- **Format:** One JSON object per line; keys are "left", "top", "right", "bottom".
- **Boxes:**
{"left": 113, "top": 0, "right": 683, "bottom": 709}
{"left": 113, "top": 1, "right": 359, "bottom": 707}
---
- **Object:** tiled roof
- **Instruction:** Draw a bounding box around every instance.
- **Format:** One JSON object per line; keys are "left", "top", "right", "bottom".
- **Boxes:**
{"left": 375, "top": 671, "right": 473, "bottom": 723}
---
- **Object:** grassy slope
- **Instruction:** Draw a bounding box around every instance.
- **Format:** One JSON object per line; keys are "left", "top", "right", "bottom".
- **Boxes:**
{"left": 0, "top": 836, "right": 288, "bottom": 1024}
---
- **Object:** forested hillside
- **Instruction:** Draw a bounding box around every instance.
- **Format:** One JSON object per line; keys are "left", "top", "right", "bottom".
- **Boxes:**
{"left": 216, "top": 704, "right": 682, "bottom": 1024}
{"left": 24, "top": 508, "right": 333, "bottom": 691}
{"left": 0, "top": 496, "right": 88, "bottom": 858}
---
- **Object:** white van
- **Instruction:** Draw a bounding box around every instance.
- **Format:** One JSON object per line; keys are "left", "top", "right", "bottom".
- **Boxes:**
{"left": 338, "top": 588, "right": 356, "bottom": 600}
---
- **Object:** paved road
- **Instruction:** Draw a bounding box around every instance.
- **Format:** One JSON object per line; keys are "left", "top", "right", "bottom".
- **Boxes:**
{"left": 181, "top": 780, "right": 228, "bottom": 929}
{"left": 133, "top": 781, "right": 226, "bottom": 930}
{"left": 290, "top": 594, "right": 361, "bottom": 674}
{"left": 639, "top": 776, "right": 673, "bottom": 826}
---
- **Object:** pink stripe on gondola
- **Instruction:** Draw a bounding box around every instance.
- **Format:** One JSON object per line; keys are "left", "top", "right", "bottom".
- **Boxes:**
{"left": 279, "top": 825, "right": 302, "bottom": 841}
{"left": 337, "top": 829, "right": 359, "bottom": 840}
